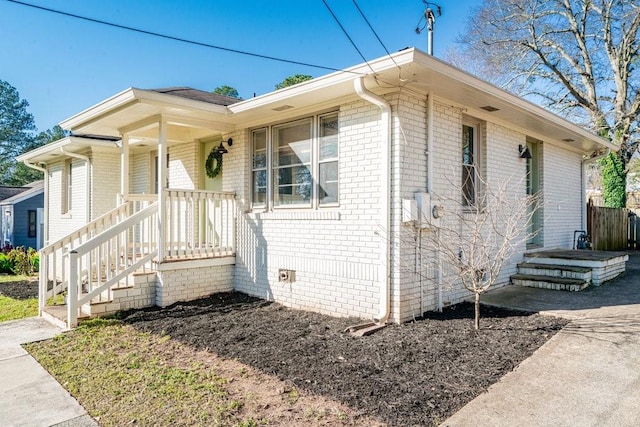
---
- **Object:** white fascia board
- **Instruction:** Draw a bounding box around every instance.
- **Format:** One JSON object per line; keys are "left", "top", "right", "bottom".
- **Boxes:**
{"left": 228, "top": 49, "right": 416, "bottom": 114}
{"left": 60, "top": 88, "right": 139, "bottom": 130}
{"left": 414, "top": 52, "right": 617, "bottom": 152}
{"left": 16, "top": 136, "right": 117, "bottom": 163}
{"left": 60, "top": 88, "right": 232, "bottom": 132}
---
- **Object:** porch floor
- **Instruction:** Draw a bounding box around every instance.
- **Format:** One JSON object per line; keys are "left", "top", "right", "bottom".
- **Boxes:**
{"left": 525, "top": 249, "right": 627, "bottom": 262}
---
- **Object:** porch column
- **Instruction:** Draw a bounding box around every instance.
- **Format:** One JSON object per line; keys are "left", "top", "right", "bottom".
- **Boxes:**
{"left": 120, "top": 133, "right": 130, "bottom": 203}
{"left": 157, "top": 118, "right": 168, "bottom": 262}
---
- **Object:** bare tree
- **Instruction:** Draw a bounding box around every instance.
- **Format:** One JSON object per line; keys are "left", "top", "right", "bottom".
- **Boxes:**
{"left": 453, "top": 0, "right": 640, "bottom": 207}
{"left": 421, "top": 174, "right": 539, "bottom": 329}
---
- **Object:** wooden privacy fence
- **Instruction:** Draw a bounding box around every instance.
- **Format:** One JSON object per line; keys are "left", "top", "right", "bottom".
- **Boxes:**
{"left": 586, "top": 201, "right": 628, "bottom": 251}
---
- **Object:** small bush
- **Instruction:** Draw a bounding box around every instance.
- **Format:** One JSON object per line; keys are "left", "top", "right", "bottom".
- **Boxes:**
{"left": 0, "top": 253, "right": 12, "bottom": 274}
{"left": 7, "top": 247, "right": 38, "bottom": 276}
{"left": 30, "top": 250, "right": 39, "bottom": 273}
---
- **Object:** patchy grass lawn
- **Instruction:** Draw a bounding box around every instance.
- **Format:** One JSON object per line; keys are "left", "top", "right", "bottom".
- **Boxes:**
{"left": 25, "top": 318, "right": 381, "bottom": 427}
{"left": 0, "top": 275, "right": 38, "bottom": 322}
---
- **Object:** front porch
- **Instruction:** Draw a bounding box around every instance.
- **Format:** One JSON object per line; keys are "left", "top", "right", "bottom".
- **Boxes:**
{"left": 40, "top": 188, "right": 236, "bottom": 329}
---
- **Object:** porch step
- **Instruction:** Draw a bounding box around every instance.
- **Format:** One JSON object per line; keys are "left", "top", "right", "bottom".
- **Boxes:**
{"left": 42, "top": 305, "right": 90, "bottom": 329}
{"left": 511, "top": 274, "right": 589, "bottom": 292}
{"left": 516, "top": 262, "right": 592, "bottom": 281}
{"left": 522, "top": 250, "right": 628, "bottom": 286}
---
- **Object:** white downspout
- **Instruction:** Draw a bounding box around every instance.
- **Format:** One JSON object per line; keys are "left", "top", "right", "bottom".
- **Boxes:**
{"left": 581, "top": 149, "right": 611, "bottom": 231}
{"left": 354, "top": 77, "right": 392, "bottom": 324}
{"left": 21, "top": 160, "right": 48, "bottom": 246}
{"left": 60, "top": 147, "right": 91, "bottom": 222}
{"left": 425, "top": 92, "right": 443, "bottom": 311}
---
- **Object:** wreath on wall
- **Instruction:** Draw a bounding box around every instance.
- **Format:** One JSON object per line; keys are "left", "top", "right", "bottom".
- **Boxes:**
{"left": 205, "top": 148, "right": 223, "bottom": 178}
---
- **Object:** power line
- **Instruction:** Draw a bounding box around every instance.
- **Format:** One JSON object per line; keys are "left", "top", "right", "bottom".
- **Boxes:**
{"left": 321, "top": 0, "right": 376, "bottom": 74}
{"left": 351, "top": 0, "right": 400, "bottom": 69}
{"left": 5, "top": 0, "right": 363, "bottom": 75}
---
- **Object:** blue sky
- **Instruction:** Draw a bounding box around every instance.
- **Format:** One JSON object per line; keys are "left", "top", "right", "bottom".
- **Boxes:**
{"left": 0, "top": 0, "right": 479, "bottom": 131}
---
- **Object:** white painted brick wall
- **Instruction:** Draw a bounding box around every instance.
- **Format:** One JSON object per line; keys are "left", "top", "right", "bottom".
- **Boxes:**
{"left": 46, "top": 157, "right": 88, "bottom": 244}
{"left": 168, "top": 141, "right": 198, "bottom": 190}
{"left": 130, "top": 150, "right": 151, "bottom": 194}
{"left": 230, "top": 100, "right": 383, "bottom": 320}
{"left": 543, "top": 144, "right": 583, "bottom": 248}
{"left": 156, "top": 264, "right": 233, "bottom": 307}
{"left": 90, "top": 146, "right": 121, "bottom": 217}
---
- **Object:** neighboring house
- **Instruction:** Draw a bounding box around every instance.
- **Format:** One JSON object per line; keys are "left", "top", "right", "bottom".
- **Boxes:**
{"left": 0, "top": 181, "right": 44, "bottom": 250}
{"left": 18, "top": 48, "right": 616, "bottom": 328}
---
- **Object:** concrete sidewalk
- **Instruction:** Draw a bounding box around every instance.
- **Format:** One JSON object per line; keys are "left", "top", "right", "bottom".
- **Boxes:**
{"left": 0, "top": 317, "right": 97, "bottom": 427}
{"left": 442, "top": 252, "right": 640, "bottom": 427}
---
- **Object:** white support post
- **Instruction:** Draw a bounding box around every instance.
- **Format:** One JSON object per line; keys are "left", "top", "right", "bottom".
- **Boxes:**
{"left": 120, "top": 134, "right": 130, "bottom": 203}
{"left": 67, "top": 250, "right": 78, "bottom": 328}
{"left": 157, "top": 119, "right": 167, "bottom": 262}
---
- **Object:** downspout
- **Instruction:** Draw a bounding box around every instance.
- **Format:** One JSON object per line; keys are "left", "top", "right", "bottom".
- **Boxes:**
{"left": 60, "top": 147, "right": 91, "bottom": 222}
{"left": 425, "top": 92, "right": 443, "bottom": 311}
{"left": 581, "top": 149, "right": 611, "bottom": 231}
{"left": 21, "top": 160, "right": 48, "bottom": 246}
{"left": 354, "top": 77, "right": 392, "bottom": 324}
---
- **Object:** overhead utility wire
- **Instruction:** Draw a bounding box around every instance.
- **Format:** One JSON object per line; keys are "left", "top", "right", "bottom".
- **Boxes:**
{"left": 6, "top": 0, "right": 363, "bottom": 74}
{"left": 351, "top": 0, "right": 400, "bottom": 69}
{"left": 321, "top": 0, "right": 376, "bottom": 74}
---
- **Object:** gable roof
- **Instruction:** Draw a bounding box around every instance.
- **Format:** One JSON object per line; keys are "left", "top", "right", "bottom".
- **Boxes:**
{"left": 149, "top": 87, "right": 241, "bottom": 106}
{"left": 0, "top": 180, "right": 44, "bottom": 206}
{"left": 0, "top": 186, "right": 29, "bottom": 202}
{"left": 20, "top": 47, "right": 616, "bottom": 165}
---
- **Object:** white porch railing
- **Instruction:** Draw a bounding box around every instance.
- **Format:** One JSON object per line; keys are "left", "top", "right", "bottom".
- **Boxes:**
{"left": 40, "top": 190, "right": 236, "bottom": 327}
{"left": 67, "top": 202, "right": 159, "bottom": 327}
{"left": 164, "top": 189, "right": 236, "bottom": 259}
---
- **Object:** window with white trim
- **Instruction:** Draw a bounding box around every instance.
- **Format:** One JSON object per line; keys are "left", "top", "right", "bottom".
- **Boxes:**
{"left": 63, "top": 159, "right": 73, "bottom": 213}
{"left": 462, "top": 120, "right": 481, "bottom": 206}
{"left": 252, "top": 112, "right": 339, "bottom": 209}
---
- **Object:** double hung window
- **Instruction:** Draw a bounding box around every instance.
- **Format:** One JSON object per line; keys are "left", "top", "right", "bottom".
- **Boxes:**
{"left": 252, "top": 112, "right": 339, "bottom": 209}
{"left": 462, "top": 120, "right": 481, "bottom": 207}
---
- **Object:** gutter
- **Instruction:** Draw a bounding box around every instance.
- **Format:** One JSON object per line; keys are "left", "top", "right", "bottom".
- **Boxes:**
{"left": 21, "top": 160, "right": 48, "bottom": 246}
{"left": 581, "top": 149, "right": 611, "bottom": 231}
{"left": 60, "top": 147, "right": 91, "bottom": 222}
{"left": 354, "top": 77, "right": 391, "bottom": 324}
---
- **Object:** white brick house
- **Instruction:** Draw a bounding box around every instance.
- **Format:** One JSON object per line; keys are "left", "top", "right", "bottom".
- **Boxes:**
{"left": 19, "top": 48, "right": 616, "bottom": 327}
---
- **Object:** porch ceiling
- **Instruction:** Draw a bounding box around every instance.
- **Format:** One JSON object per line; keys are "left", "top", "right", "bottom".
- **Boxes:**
{"left": 60, "top": 88, "right": 234, "bottom": 142}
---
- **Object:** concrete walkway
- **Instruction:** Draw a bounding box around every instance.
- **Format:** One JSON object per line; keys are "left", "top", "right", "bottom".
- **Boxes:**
{"left": 0, "top": 317, "right": 97, "bottom": 427}
{"left": 443, "top": 252, "right": 640, "bottom": 427}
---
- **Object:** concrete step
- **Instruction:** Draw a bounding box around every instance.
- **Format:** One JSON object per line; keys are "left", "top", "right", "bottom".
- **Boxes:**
{"left": 511, "top": 274, "right": 589, "bottom": 292}
{"left": 517, "top": 262, "right": 592, "bottom": 281}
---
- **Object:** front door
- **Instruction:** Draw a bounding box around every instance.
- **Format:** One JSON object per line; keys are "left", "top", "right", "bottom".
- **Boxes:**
{"left": 526, "top": 139, "right": 542, "bottom": 246}
{"left": 200, "top": 140, "right": 223, "bottom": 246}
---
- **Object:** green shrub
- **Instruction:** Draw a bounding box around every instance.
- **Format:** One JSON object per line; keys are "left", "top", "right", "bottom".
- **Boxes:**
{"left": 30, "top": 249, "right": 39, "bottom": 273}
{"left": 7, "top": 247, "right": 36, "bottom": 276}
{"left": 0, "top": 253, "right": 12, "bottom": 274}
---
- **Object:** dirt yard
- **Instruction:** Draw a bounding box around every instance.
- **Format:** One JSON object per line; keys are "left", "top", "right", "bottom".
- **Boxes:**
{"left": 122, "top": 292, "right": 568, "bottom": 426}
{"left": 0, "top": 276, "right": 38, "bottom": 299}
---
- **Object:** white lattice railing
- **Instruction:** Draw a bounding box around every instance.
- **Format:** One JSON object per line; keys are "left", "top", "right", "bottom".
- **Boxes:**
{"left": 164, "top": 189, "right": 236, "bottom": 259}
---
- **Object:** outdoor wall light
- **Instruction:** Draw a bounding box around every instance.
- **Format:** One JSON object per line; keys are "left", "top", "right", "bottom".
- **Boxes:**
{"left": 518, "top": 144, "right": 532, "bottom": 159}
{"left": 216, "top": 138, "right": 233, "bottom": 155}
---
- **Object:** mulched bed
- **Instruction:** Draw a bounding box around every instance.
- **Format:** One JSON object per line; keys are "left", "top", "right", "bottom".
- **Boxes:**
{"left": 122, "top": 292, "right": 568, "bottom": 426}
{"left": 0, "top": 277, "right": 38, "bottom": 299}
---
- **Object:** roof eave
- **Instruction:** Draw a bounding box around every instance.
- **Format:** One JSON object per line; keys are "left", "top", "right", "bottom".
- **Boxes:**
{"left": 60, "top": 88, "right": 232, "bottom": 132}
